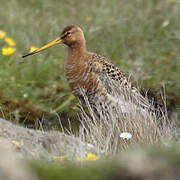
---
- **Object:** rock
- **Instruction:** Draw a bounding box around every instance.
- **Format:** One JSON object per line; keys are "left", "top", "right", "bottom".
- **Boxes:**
{"left": 0, "top": 118, "right": 97, "bottom": 160}
{"left": 0, "top": 138, "right": 37, "bottom": 180}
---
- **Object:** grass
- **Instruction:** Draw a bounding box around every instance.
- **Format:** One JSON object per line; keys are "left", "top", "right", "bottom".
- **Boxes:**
{"left": 77, "top": 81, "right": 177, "bottom": 154}
{"left": 0, "top": 0, "right": 179, "bottom": 124}
{"left": 1, "top": 1, "right": 180, "bottom": 179}
{"left": 29, "top": 143, "right": 180, "bottom": 180}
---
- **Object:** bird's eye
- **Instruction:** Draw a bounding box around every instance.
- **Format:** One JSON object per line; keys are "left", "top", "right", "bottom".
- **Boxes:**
{"left": 66, "top": 31, "right": 71, "bottom": 36}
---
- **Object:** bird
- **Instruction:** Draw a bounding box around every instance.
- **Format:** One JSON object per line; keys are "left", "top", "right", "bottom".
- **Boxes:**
{"left": 22, "top": 25, "right": 151, "bottom": 114}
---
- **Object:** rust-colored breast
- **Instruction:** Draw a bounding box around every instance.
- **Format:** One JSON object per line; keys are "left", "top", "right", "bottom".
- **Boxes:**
{"left": 65, "top": 53, "right": 102, "bottom": 98}
{"left": 64, "top": 51, "right": 138, "bottom": 103}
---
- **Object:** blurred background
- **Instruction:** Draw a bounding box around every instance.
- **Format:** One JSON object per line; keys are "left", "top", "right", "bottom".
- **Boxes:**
{"left": 0, "top": 0, "right": 179, "bottom": 128}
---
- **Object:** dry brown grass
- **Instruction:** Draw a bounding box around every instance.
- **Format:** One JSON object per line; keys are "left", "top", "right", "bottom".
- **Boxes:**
{"left": 76, "top": 80, "right": 178, "bottom": 154}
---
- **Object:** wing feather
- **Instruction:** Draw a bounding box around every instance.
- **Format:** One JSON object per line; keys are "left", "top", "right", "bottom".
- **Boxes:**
{"left": 89, "top": 53, "right": 152, "bottom": 110}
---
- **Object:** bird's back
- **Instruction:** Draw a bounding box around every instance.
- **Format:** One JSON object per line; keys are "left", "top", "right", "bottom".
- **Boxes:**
{"left": 87, "top": 53, "right": 136, "bottom": 94}
{"left": 85, "top": 53, "right": 152, "bottom": 113}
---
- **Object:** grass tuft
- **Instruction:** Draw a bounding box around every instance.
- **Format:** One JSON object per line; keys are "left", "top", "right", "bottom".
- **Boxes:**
{"left": 76, "top": 79, "right": 178, "bottom": 154}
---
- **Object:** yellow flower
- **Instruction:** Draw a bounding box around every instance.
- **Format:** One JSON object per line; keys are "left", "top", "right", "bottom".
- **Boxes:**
{"left": 84, "top": 153, "right": 100, "bottom": 161}
{"left": 2, "top": 47, "right": 16, "bottom": 55}
{"left": 76, "top": 154, "right": 100, "bottom": 162}
{"left": 29, "top": 46, "right": 38, "bottom": 53}
{"left": 5, "top": 37, "right": 16, "bottom": 46}
{"left": 0, "top": 30, "right": 6, "bottom": 39}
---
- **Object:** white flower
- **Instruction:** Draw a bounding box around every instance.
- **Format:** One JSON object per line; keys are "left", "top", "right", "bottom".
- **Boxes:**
{"left": 23, "top": 93, "right": 28, "bottom": 98}
{"left": 162, "top": 20, "right": 169, "bottom": 27}
{"left": 120, "top": 132, "right": 132, "bottom": 140}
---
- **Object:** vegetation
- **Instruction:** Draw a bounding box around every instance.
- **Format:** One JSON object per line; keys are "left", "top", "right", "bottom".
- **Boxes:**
{"left": 30, "top": 144, "right": 180, "bottom": 180}
{"left": 0, "top": 0, "right": 179, "bottom": 124}
{"left": 0, "top": 0, "right": 180, "bottom": 179}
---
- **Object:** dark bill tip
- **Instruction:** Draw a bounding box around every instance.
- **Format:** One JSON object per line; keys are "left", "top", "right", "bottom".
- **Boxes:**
{"left": 22, "top": 52, "right": 34, "bottom": 58}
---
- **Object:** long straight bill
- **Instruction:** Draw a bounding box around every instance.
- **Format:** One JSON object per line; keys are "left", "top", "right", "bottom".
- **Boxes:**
{"left": 22, "top": 37, "right": 62, "bottom": 58}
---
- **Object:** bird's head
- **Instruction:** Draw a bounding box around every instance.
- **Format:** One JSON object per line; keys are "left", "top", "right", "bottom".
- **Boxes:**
{"left": 22, "top": 25, "right": 85, "bottom": 58}
{"left": 60, "top": 25, "right": 85, "bottom": 46}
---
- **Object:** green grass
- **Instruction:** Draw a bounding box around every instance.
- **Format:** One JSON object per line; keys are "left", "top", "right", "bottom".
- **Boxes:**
{"left": 30, "top": 143, "right": 180, "bottom": 180}
{"left": 0, "top": 0, "right": 179, "bottom": 122}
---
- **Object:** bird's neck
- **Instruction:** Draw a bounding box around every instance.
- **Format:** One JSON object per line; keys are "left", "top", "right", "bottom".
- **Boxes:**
{"left": 67, "top": 41, "right": 87, "bottom": 61}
